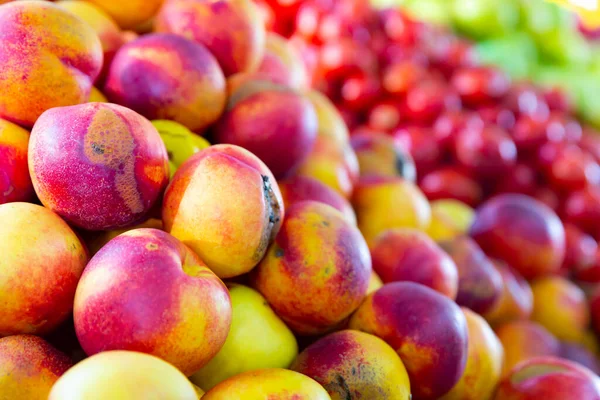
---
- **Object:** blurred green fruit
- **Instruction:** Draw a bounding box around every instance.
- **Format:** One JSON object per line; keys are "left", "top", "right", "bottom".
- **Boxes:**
{"left": 475, "top": 33, "right": 538, "bottom": 79}
{"left": 451, "top": 0, "right": 520, "bottom": 39}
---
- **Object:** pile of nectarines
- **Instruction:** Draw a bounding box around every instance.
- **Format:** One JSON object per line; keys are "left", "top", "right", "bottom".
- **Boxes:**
{"left": 1, "top": 0, "right": 600, "bottom": 399}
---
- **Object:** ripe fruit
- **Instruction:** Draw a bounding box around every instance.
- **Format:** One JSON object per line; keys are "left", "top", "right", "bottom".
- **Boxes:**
{"left": 163, "top": 144, "right": 284, "bottom": 278}
{"left": 0, "top": 203, "right": 88, "bottom": 337}
{"left": 49, "top": 351, "right": 198, "bottom": 399}
{"left": 202, "top": 369, "right": 331, "bottom": 400}
{"left": 215, "top": 81, "right": 318, "bottom": 178}
{"left": 0, "top": 335, "right": 72, "bottom": 400}
{"left": 350, "top": 282, "right": 469, "bottom": 400}
{"left": 0, "top": 1, "right": 103, "bottom": 127}
{"left": 191, "top": 284, "right": 297, "bottom": 391}
{"left": 371, "top": 228, "right": 459, "bottom": 299}
{"left": 105, "top": 33, "right": 226, "bottom": 133}
{"left": 352, "top": 176, "right": 431, "bottom": 245}
{"left": 74, "top": 229, "right": 232, "bottom": 376}
{"left": 0, "top": 119, "right": 33, "bottom": 204}
{"left": 29, "top": 102, "right": 169, "bottom": 231}
{"left": 291, "top": 330, "right": 411, "bottom": 400}
{"left": 470, "top": 194, "right": 566, "bottom": 279}
{"left": 156, "top": 0, "right": 266, "bottom": 76}
{"left": 251, "top": 201, "right": 371, "bottom": 335}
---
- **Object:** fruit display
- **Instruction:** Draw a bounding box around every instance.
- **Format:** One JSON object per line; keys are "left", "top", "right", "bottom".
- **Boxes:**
{"left": 3, "top": 0, "right": 600, "bottom": 399}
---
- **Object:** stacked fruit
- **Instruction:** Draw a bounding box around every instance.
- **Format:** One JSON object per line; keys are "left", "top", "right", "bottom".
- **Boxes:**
{"left": 1, "top": 0, "right": 600, "bottom": 399}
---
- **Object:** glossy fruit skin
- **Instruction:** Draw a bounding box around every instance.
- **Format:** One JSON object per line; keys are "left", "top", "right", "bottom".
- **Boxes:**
{"left": 215, "top": 82, "right": 318, "bottom": 179}
{"left": 495, "top": 321, "right": 560, "bottom": 377}
{"left": 419, "top": 168, "right": 483, "bottom": 207}
{"left": 495, "top": 356, "right": 600, "bottom": 400}
{"left": 29, "top": 102, "right": 169, "bottom": 231}
{"left": 0, "top": 1, "right": 103, "bottom": 128}
{"left": 0, "top": 119, "right": 33, "bottom": 204}
{"left": 350, "top": 132, "right": 416, "bottom": 181}
{"left": 156, "top": 0, "right": 266, "bottom": 76}
{"left": 190, "top": 284, "right": 298, "bottom": 391}
{"left": 251, "top": 201, "right": 371, "bottom": 336}
{"left": 452, "top": 125, "right": 517, "bottom": 178}
{"left": 450, "top": 66, "right": 510, "bottom": 107}
{"left": 48, "top": 351, "right": 199, "bottom": 400}
{"left": 291, "top": 330, "right": 411, "bottom": 400}
{"left": 371, "top": 228, "right": 459, "bottom": 299}
{"left": 0, "top": 203, "right": 88, "bottom": 337}
{"left": 530, "top": 277, "right": 590, "bottom": 343}
{"left": 105, "top": 33, "right": 226, "bottom": 133}
{"left": 162, "top": 144, "right": 284, "bottom": 279}
{"left": 440, "top": 308, "right": 503, "bottom": 400}
{"left": 470, "top": 194, "right": 566, "bottom": 280}
{"left": 74, "top": 228, "right": 232, "bottom": 376}
{"left": 0, "top": 335, "right": 72, "bottom": 400}
{"left": 350, "top": 282, "right": 469, "bottom": 400}
{"left": 202, "top": 368, "right": 331, "bottom": 400}
{"left": 352, "top": 176, "right": 431, "bottom": 245}
{"left": 278, "top": 176, "right": 356, "bottom": 225}
{"left": 440, "top": 236, "right": 503, "bottom": 315}
{"left": 483, "top": 261, "right": 533, "bottom": 327}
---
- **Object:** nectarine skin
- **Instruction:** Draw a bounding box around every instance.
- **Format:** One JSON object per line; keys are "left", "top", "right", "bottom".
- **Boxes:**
{"left": 202, "top": 369, "right": 331, "bottom": 400}
{"left": 105, "top": 33, "right": 226, "bottom": 133}
{"left": 495, "top": 356, "right": 600, "bottom": 400}
{"left": 0, "top": 203, "right": 88, "bottom": 337}
{"left": 350, "top": 282, "right": 469, "bottom": 400}
{"left": 156, "top": 0, "right": 266, "bottom": 76}
{"left": 251, "top": 201, "right": 371, "bottom": 335}
{"left": 371, "top": 229, "right": 459, "bottom": 299}
{"left": 278, "top": 176, "right": 356, "bottom": 225}
{"left": 29, "top": 102, "right": 169, "bottom": 231}
{"left": 291, "top": 330, "right": 411, "bottom": 400}
{"left": 0, "top": 119, "right": 33, "bottom": 204}
{"left": 162, "top": 144, "right": 284, "bottom": 279}
{"left": 470, "top": 194, "right": 566, "bottom": 280}
{"left": 74, "top": 228, "right": 232, "bottom": 376}
{"left": 215, "top": 82, "right": 317, "bottom": 178}
{"left": 0, "top": 335, "right": 72, "bottom": 400}
{"left": 0, "top": 1, "right": 103, "bottom": 127}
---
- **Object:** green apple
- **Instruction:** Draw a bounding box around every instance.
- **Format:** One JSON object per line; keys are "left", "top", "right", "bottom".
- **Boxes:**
{"left": 151, "top": 119, "right": 210, "bottom": 177}
{"left": 190, "top": 284, "right": 299, "bottom": 391}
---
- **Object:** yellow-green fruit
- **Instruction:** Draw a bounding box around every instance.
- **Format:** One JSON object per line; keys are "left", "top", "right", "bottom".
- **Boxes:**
{"left": 152, "top": 120, "right": 210, "bottom": 176}
{"left": 190, "top": 284, "right": 298, "bottom": 390}
{"left": 427, "top": 199, "right": 475, "bottom": 242}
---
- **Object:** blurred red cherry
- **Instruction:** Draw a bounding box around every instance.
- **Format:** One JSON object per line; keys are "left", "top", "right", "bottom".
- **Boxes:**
{"left": 433, "top": 110, "right": 484, "bottom": 150}
{"left": 427, "top": 36, "right": 476, "bottom": 79}
{"left": 580, "top": 128, "right": 600, "bottom": 163}
{"left": 495, "top": 163, "right": 538, "bottom": 195}
{"left": 318, "top": 38, "right": 377, "bottom": 80}
{"left": 419, "top": 168, "right": 483, "bottom": 206}
{"left": 532, "top": 186, "right": 561, "bottom": 211}
{"left": 381, "top": 60, "right": 428, "bottom": 96}
{"left": 562, "top": 223, "right": 598, "bottom": 275}
{"left": 340, "top": 72, "right": 381, "bottom": 111}
{"left": 367, "top": 99, "right": 403, "bottom": 132}
{"left": 450, "top": 66, "right": 510, "bottom": 107}
{"left": 452, "top": 124, "right": 517, "bottom": 178}
{"left": 542, "top": 86, "right": 574, "bottom": 114}
{"left": 573, "top": 247, "right": 600, "bottom": 283}
{"left": 393, "top": 124, "right": 442, "bottom": 174}
{"left": 537, "top": 143, "right": 600, "bottom": 192}
{"left": 400, "top": 79, "right": 460, "bottom": 123}
{"left": 563, "top": 186, "right": 600, "bottom": 235}
{"left": 503, "top": 84, "right": 550, "bottom": 121}
{"left": 511, "top": 115, "right": 550, "bottom": 152}
{"left": 476, "top": 105, "right": 516, "bottom": 131}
